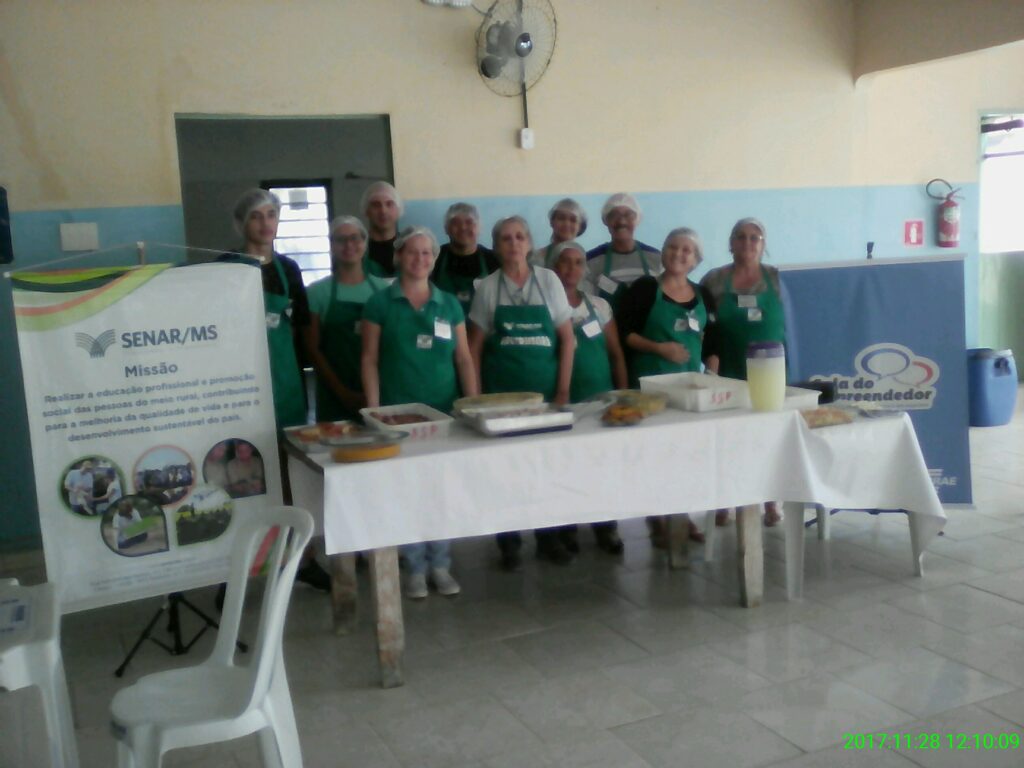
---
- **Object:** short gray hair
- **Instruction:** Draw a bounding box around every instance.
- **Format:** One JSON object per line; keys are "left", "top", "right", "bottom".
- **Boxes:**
{"left": 360, "top": 181, "right": 404, "bottom": 218}
{"left": 232, "top": 188, "right": 281, "bottom": 234}
{"left": 393, "top": 225, "right": 440, "bottom": 264}
{"left": 548, "top": 198, "right": 587, "bottom": 236}
{"left": 329, "top": 215, "right": 367, "bottom": 241}
{"left": 548, "top": 240, "right": 587, "bottom": 265}
{"left": 662, "top": 227, "right": 704, "bottom": 265}
{"left": 491, "top": 215, "right": 533, "bottom": 251}
{"left": 444, "top": 202, "right": 480, "bottom": 228}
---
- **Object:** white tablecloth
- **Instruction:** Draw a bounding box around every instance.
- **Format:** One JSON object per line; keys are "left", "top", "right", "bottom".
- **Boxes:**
{"left": 288, "top": 409, "right": 946, "bottom": 556}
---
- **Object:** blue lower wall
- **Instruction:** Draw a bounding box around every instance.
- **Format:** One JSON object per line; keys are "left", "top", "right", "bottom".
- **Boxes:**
{"left": 1, "top": 185, "right": 978, "bottom": 546}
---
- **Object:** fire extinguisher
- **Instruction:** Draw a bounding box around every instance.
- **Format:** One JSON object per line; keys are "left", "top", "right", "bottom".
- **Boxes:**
{"left": 926, "top": 178, "right": 961, "bottom": 248}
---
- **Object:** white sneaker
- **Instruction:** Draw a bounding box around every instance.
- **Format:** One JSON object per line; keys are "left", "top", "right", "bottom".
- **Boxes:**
{"left": 405, "top": 572, "right": 428, "bottom": 600}
{"left": 430, "top": 567, "right": 461, "bottom": 597}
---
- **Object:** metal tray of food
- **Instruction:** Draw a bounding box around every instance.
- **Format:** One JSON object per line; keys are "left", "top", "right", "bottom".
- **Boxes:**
{"left": 463, "top": 405, "right": 574, "bottom": 437}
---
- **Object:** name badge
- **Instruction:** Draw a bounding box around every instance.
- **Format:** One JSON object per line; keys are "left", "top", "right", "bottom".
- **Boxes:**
{"left": 265, "top": 312, "right": 281, "bottom": 329}
{"left": 416, "top": 334, "right": 433, "bottom": 350}
{"left": 434, "top": 318, "right": 452, "bottom": 340}
{"left": 688, "top": 314, "right": 701, "bottom": 332}
{"left": 738, "top": 294, "right": 757, "bottom": 309}
{"left": 747, "top": 307, "right": 763, "bottom": 322}
{"left": 582, "top": 319, "right": 602, "bottom": 338}
{"left": 673, "top": 318, "right": 688, "bottom": 332}
{"left": 598, "top": 274, "right": 619, "bottom": 295}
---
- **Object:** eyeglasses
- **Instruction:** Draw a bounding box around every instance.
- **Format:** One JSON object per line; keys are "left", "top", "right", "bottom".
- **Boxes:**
{"left": 331, "top": 234, "right": 364, "bottom": 244}
{"left": 733, "top": 233, "right": 764, "bottom": 243}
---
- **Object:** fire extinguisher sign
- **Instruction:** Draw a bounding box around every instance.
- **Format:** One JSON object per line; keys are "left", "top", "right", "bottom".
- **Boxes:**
{"left": 904, "top": 220, "right": 924, "bottom": 246}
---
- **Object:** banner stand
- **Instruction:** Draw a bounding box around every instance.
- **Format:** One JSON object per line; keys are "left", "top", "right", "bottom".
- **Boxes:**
{"left": 115, "top": 591, "right": 247, "bottom": 677}
{"left": 10, "top": 247, "right": 283, "bottom": 615}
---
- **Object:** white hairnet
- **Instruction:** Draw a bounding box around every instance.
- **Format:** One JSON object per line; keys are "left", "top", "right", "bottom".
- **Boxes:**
{"left": 360, "top": 181, "right": 404, "bottom": 218}
{"left": 548, "top": 198, "right": 588, "bottom": 236}
{"left": 232, "top": 188, "right": 281, "bottom": 234}
{"left": 600, "top": 192, "right": 641, "bottom": 225}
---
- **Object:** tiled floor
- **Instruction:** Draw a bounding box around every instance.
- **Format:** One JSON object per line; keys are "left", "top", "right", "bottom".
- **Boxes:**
{"left": 2, "top": 394, "right": 1023, "bottom": 767}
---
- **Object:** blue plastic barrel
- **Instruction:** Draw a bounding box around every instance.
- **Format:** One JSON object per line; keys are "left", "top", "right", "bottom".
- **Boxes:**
{"left": 967, "top": 348, "right": 1018, "bottom": 427}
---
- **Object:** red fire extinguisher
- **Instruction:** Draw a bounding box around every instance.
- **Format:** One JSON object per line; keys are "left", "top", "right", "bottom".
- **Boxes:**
{"left": 926, "top": 178, "right": 961, "bottom": 248}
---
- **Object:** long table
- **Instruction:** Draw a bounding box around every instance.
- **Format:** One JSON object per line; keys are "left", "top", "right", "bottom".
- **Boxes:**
{"left": 288, "top": 407, "right": 946, "bottom": 687}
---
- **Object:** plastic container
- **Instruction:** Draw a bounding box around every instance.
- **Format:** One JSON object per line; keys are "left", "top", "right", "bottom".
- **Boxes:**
{"left": 747, "top": 342, "right": 786, "bottom": 412}
{"left": 639, "top": 372, "right": 749, "bottom": 412}
{"left": 967, "top": 348, "right": 1018, "bottom": 427}
{"left": 360, "top": 403, "right": 453, "bottom": 441}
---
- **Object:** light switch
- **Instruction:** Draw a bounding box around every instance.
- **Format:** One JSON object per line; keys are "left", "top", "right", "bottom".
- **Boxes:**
{"left": 60, "top": 222, "right": 99, "bottom": 252}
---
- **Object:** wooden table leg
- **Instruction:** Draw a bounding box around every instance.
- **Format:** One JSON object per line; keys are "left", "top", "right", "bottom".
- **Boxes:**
{"left": 329, "top": 553, "right": 358, "bottom": 636}
{"left": 369, "top": 546, "right": 405, "bottom": 688}
{"left": 736, "top": 504, "right": 764, "bottom": 608}
{"left": 666, "top": 514, "right": 690, "bottom": 570}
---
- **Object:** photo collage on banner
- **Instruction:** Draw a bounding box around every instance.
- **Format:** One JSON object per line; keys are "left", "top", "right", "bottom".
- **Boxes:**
{"left": 13, "top": 262, "right": 282, "bottom": 612}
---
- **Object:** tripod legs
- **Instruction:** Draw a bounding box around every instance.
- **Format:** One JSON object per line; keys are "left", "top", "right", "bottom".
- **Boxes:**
{"left": 114, "top": 592, "right": 247, "bottom": 677}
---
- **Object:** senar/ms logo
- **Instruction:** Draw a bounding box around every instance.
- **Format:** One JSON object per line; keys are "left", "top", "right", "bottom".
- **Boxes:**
{"left": 75, "top": 329, "right": 117, "bottom": 358}
{"left": 120, "top": 325, "right": 218, "bottom": 348}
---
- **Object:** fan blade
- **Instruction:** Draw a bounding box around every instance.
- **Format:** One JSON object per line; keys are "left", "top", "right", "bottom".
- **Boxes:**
{"left": 480, "top": 54, "right": 506, "bottom": 79}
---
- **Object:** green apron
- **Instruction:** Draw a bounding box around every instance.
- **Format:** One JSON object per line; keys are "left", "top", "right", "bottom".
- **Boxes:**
{"left": 378, "top": 287, "right": 459, "bottom": 412}
{"left": 481, "top": 270, "right": 559, "bottom": 400}
{"left": 715, "top": 266, "right": 786, "bottom": 380}
{"left": 265, "top": 258, "right": 307, "bottom": 428}
{"left": 570, "top": 296, "right": 613, "bottom": 403}
{"left": 434, "top": 250, "right": 489, "bottom": 316}
{"left": 315, "top": 278, "right": 372, "bottom": 421}
{"left": 597, "top": 246, "right": 653, "bottom": 311}
{"left": 630, "top": 283, "right": 706, "bottom": 385}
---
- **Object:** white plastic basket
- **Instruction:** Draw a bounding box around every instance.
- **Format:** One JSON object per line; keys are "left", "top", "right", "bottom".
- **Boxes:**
{"left": 639, "top": 372, "right": 822, "bottom": 412}
{"left": 360, "top": 403, "right": 453, "bottom": 441}
{"left": 639, "top": 372, "right": 749, "bottom": 412}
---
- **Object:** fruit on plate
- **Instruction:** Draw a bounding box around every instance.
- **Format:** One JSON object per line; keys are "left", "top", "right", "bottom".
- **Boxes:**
{"left": 454, "top": 392, "right": 543, "bottom": 411}
{"left": 608, "top": 390, "right": 667, "bottom": 415}
{"left": 331, "top": 442, "right": 401, "bottom": 463}
{"left": 602, "top": 404, "right": 645, "bottom": 426}
{"left": 296, "top": 426, "right": 322, "bottom": 443}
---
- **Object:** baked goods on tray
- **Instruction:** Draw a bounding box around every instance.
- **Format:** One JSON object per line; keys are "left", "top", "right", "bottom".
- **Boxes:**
{"left": 602, "top": 404, "right": 646, "bottom": 427}
{"left": 800, "top": 406, "right": 855, "bottom": 429}
{"left": 608, "top": 390, "right": 668, "bottom": 415}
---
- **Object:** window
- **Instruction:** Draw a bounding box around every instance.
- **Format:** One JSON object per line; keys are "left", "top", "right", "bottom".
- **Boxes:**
{"left": 980, "top": 115, "right": 1024, "bottom": 254}
{"left": 264, "top": 181, "right": 333, "bottom": 285}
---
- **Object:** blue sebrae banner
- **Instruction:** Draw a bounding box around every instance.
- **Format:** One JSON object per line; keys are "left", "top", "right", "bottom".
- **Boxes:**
{"left": 780, "top": 255, "right": 971, "bottom": 504}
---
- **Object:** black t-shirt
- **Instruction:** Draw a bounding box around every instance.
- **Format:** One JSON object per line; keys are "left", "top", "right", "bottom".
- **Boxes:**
{"left": 218, "top": 251, "right": 311, "bottom": 328}
{"left": 367, "top": 237, "right": 398, "bottom": 276}
{"left": 431, "top": 244, "right": 500, "bottom": 282}
{"left": 616, "top": 276, "right": 718, "bottom": 360}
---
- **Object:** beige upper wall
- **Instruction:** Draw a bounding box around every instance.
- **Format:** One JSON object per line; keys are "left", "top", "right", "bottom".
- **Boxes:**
{"left": 854, "top": 0, "right": 1024, "bottom": 78}
{"left": 1, "top": 0, "right": 1023, "bottom": 211}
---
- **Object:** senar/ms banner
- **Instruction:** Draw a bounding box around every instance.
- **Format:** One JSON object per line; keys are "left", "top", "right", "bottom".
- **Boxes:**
{"left": 13, "top": 262, "right": 282, "bottom": 612}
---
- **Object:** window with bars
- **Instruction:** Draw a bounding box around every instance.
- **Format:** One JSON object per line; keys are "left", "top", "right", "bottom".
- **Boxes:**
{"left": 264, "top": 181, "right": 333, "bottom": 285}
{"left": 980, "top": 116, "right": 1024, "bottom": 254}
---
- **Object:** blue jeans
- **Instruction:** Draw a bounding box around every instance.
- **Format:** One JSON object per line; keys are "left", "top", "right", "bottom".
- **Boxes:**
{"left": 401, "top": 540, "right": 451, "bottom": 575}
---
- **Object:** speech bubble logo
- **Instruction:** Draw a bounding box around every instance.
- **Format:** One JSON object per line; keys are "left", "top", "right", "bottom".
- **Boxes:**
{"left": 894, "top": 360, "right": 934, "bottom": 387}
{"left": 860, "top": 347, "right": 910, "bottom": 378}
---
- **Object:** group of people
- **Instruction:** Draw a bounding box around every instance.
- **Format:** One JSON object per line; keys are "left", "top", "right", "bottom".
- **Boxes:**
{"left": 225, "top": 183, "right": 787, "bottom": 599}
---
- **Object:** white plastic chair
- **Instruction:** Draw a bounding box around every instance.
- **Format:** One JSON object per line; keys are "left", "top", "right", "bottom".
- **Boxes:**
{"left": 110, "top": 505, "right": 314, "bottom": 768}
{"left": 0, "top": 578, "right": 79, "bottom": 768}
